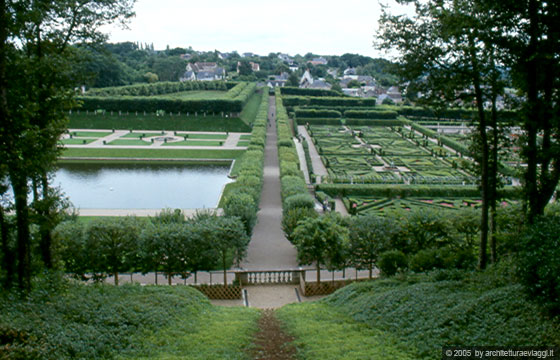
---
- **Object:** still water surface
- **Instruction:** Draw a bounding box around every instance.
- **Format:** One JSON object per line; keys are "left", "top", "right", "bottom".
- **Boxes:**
{"left": 53, "top": 162, "right": 232, "bottom": 209}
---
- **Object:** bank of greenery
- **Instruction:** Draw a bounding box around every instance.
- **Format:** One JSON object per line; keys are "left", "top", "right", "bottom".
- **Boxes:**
{"left": 279, "top": 268, "right": 559, "bottom": 360}
{"left": 0, "top": 279, "right": 258, "bottom": 359}
{"left": 219, "top": 90, "right": 268, "bottom": 235}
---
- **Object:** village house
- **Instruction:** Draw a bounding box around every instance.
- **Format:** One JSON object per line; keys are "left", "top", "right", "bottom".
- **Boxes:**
{"left": 308, "top": 57, "right": 328, "bottom": 66}
{"left": 181, "top": 62, "right": 226, "bottom": 81}
{"left": 267, "top": 72, "right": 290, "bottom": 88}
{"left": 299, "top": 70, "right": 332, "bottom": 90}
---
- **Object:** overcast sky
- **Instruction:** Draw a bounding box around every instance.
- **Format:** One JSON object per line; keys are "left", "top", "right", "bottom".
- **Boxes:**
{"left": 102, "top": 0, "right": 413, "bottom": 58}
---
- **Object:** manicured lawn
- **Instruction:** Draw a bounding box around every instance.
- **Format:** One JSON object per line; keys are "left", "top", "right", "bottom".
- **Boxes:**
{"left": 69, "top": 113, "right": 251, "bottom": 132}
{"left": 108, "top": 139, "right": 151, "bottom": 146}
{"left": 239, "top": 134, "right": 252, "bottom": 140}
{"left": 163, "top": 140, "right": 223, "bottom": 147}
{"left": 61, "top": 147, "right": 244, "bottom": 160}
{"left": 69, "top": 131, "right": 112, "bottom": 137}
{"left": 121, "top": 132, "right": 163, "bottom": 139}
{"left": 164, "top": 90, "right": 229, "bottom": 100}
{"left": 240, "top": 91, "right": 263, "bottom": 125}
{"left": 60, "top": 138, "right": 96, "bottom": 145}
{"left": 182, "top": 133, "right": 228, "bottom": 140}
{"left": 236, "top": 140, "right": 250, "bottom": 147}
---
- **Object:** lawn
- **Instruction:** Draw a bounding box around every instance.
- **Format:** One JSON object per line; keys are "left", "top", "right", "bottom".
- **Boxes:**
{"left": 162, "top": 140, "right": 223, "bottom": 147}
{"left": 59, "top": 138, "right": 96, "bottom": 145}
{"left": 68, "top": 131, "right": 112, "bottom": 138}
{"left": 108, "top": 139, "right": 151, "bottom": 146}
{"left": 68, "top": 113, "right": 251, "bottom": 132}
{"left": 181, "top": 133, "right": 228, "bottom": 140}
{"left": 240, "top": 91, "right": 263, "bottom": 125}
{"left": 121, "top": 132, "right": 163, "bottom": 139}
{"left": 61, "top": 147, "right": 244, "bottom": 160}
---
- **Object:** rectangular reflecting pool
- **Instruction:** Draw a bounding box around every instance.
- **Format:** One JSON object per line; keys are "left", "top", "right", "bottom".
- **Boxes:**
{"left": 53, "top": 162, "right": 233, "bottom": 209}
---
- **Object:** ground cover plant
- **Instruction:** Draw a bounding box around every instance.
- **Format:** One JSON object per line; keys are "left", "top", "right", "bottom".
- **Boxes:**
{"left": 68, "top": 131, "right": 112, "bottom": 138}
{"left": 108, "top": 139, "right": 151, "bottom": 146}
{"left": 59, "top": 138, "right": 96, "bottom": 145}
{"left": 0, "top": 279, "right": 259, "bottom": 360}
{"left": 162, "top": 140, "right": 224, "bottom": 147}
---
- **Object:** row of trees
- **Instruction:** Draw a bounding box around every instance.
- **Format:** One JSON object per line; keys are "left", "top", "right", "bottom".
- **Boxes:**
{"left": 285, "top": 207, "right": 482, "bottom": 283}
{"left": 54, "top": 211, "right": 249, "bottom": 286}
{"left": 377, "top": 0, "right": 560, "bottom": 269}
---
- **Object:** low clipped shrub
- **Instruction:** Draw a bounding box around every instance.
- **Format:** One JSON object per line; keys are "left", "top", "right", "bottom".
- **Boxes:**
{"left": 223, "top": 193, "right": 258, "bottom": 236}
{"left": 281, "top": 207, "right": 319, "bottom": 244}
{"left": 284, "top": 194, "right": 315, "bottom": 212}
{"left": 378, "top": 250, "right": 408, "bottom": 276}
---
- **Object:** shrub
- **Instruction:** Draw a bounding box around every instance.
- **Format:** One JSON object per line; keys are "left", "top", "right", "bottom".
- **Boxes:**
{"left": 295, "top": 109, "right": 342, "bottom": 118}
{"left": 344, "top": 110, "right": 398, "bottom": 119}
{"left": 284, "top": 194, "right": 316, "bottom": 212}
{"left": 281, "top": 207, "right": 319, "bottom": 244}
{"left": 517, "top": 215, "right": 560, "bottom": 315}
{"left": 378, "top": 250, "right": 408, "bottom": 276}
{"left": 223, "top": 193, "right": 258, "bottom": 236}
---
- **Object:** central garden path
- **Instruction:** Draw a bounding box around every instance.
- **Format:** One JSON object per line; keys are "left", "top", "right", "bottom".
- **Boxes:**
{"left": 240, "top": 96, "right": 299, "bottom": 270}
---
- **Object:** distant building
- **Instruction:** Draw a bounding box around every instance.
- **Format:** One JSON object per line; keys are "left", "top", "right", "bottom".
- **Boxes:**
{"left": 267, "top": 72, "right": 290, "bottom": 88}
{"left": 181, "top": 62, "right": 225, "bottom": 81}
{"left": 299, "top": 70, "right": 331, "bottom": 90}
{"left": 343, "top": 68, "right": 357, "bottom": 76}
{"left": 236, "top": 61, "right": 260, "bottom": 73}
{"left": 308, "top": 57, "right": 328, "bottom": 66}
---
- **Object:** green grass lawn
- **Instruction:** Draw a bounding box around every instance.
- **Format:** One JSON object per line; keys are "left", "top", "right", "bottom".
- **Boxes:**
{"left": 277, "top": 303, "right": 414, "bottom": 360}
{"left": 59, "top": 138, "right": 96, "bottom": 145}
{"left": 164, "top": 90, "right": 229, "bottom": 100}
{"left": 108, "top": 139, "right": 151, "bottom": 146}
{"left": 163, "top": 140, "right": 223, "bottom": 147}
{"left": 69, "top": 113, "right": 251, "bottom": 132}
{"left": 0, "top": 280, "right": 259, "bottom": 360}
{"left": 121, "top": 132, "right": 163, "bottom": 139}
{"left": 182, "top": 133, "right": 228, "bottom": 140}
{"left": 239, "top": 134, "right": 251, "bottom": 140}
{"left": 61, "top": 147, "right": 244, "bottom": 160}
{"left": 69, "top": 131, "right": 112, "bottom": 137}
{"left": 236, "top": 140, "right": 250, "bottom": 147}
{"left": 240, "top": 91, "right": 263, "bottom": 125}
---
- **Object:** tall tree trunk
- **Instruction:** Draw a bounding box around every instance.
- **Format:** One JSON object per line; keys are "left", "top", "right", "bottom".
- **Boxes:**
{"left": 469, "top": 41, "right": 490, "bottom": 270}
{"left": 0, "top": 205, "right": 14, "bottom": 288}
{"left": 11, "top": 172, "right": 31, "bottom": 291}
{"left": 114, "top": 271, "right": 119, "bottom": 286}
{"left": 489, "top": 84, "right": 499, "bottom": 264}
{"left": 222, "top": 253, "right": 227, "bottom": 286}
{"left": 316, "top": 263, "right": 321, "bottom": 284}
{"left": 39, "top": 174, "right": 53, "bottom": 269}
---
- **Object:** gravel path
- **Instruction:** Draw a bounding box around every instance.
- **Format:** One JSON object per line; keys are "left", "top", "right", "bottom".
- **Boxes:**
{"left": 240, "top": 96, "right": 299, "bottom": 270}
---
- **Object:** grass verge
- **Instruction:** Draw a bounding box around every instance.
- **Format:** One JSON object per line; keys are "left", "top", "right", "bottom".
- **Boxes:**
{"left": 108, "top": 139, "right": 151, "bottom": 146}
{"left": 163, "top": 140, "right": 223, "bottom": 147}
{"left": 240, "top": 90, "right": 263, "bottom": 125}
{"left": 277, "top": 303, "right": 413, "bottom": 360}
{"left": 61, "top": 147, "right": 244, "bottom": 160}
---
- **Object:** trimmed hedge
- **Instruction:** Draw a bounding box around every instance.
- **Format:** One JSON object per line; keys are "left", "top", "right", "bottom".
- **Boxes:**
{"left": 295, "top": 108, "right": 342, "bottom": 118}
{"left": 221, "top": 90, "right": 268, "bottom": 235}
{"left": 315, "top": 184, "right": 523, "bottom": 199}
{"left": 345, "top": 118, "right": 406, "bottom": 126}
{"left": 295, "top": 118, "right": 342, "bottom": 126}
{"left": 280, "top": 87, "right": 343, "bottom": 97}
{"left": 396, "top": 106, "right": 519, "bottom": 123}
{"left": 275, "top": 88, "right": 316, "bottom": 214}
{"left": 344, "top": 109, "right": 398, "bottom": 119}
{"left": 283, "top": 96, "right": 377, "bottom": 108}
{"left": 407, "top": 121, "right": 471, "bottom": 156}
{"left": 77, "top": 82, "right": 256, "bottom": 114}
{"left": 85, "top": 80, "right": 235, "bottom": 97}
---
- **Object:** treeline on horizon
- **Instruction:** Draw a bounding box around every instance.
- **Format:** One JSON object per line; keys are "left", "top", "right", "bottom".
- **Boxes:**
{"left": 75, "top": 41, "right": 399, "bottom": 88}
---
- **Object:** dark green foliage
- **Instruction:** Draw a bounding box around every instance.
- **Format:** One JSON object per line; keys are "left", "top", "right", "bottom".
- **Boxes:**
{"left": 378, "top": 250, "right": 408, "bottom": 276}
{"left": 344, "top": 119, "right": 405, "bottom": 126}
{"left": 284, "top": 194, "right": 316, "bottom": 212}
{"left": 316, "top": 184, "right": 522, "bottom": 199}
{"left": 517, "top": 215, "right": 560, "bottom": 315}
{"left": 295, "top": 118, "right": 343, "bottom": 126}
{"left": 0, "top": 280, "right": 213, "bottom": 359}
{"left": 282, "top": 207, "right": 319, "bottom": 244}
{"left": 324, "top": 272, "right": 560, "bottom": 359}
{"left": 223, "top": 192, "right": 258, "bottom": 236}
{"left": 280, "top": 87, "right": 343, "bottom": 97}
{"left": 282, "top": 95, "right": 377, "bottom": 108}
{"left": 344, "top": 109, "right": 398, "bottom": 119}
{"left": 295, "top": 109, "right": 342, "bottom": 118}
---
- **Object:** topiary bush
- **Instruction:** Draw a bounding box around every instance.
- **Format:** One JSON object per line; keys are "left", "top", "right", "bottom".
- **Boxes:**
{"left": 378, "top": 250, "right": 408, "bottom": 276}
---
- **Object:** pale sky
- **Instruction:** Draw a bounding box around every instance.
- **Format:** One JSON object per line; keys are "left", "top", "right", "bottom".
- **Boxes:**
{"left": 102, "top": 0, "right": 413, "bottom": 58}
